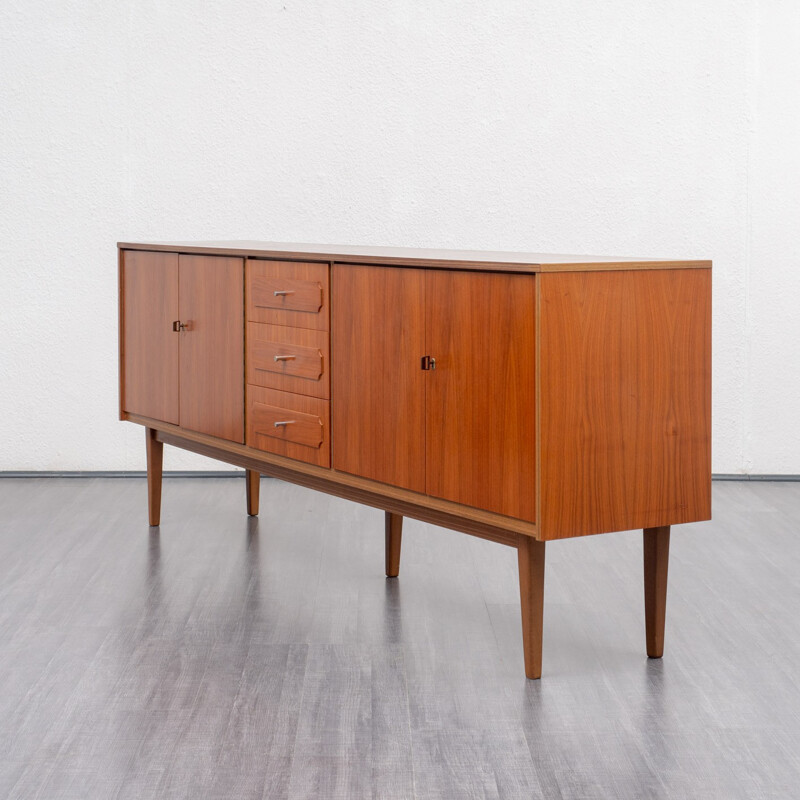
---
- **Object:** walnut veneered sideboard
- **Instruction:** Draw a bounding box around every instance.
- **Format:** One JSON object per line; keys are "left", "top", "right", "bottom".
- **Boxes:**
{"left": 117, "top": 241, "right": 711, "bottom": 678}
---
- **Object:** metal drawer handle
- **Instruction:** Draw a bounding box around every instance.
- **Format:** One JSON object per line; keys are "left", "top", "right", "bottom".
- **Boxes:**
{"left": 273, "top": 420, "right": 296, "bottom": 427}
{"left": 273, "top": 290, "right": 295, "bottom": 297}
{"left": 273, "top": 354, "right": 296, "bottom": 362}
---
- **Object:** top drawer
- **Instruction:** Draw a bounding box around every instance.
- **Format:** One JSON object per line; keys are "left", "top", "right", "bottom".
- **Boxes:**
{"left": 247, "top": 259, "right": 329, "bottom": 330}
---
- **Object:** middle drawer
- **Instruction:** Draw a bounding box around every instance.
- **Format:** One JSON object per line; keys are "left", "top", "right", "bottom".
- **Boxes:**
{"left": 247, "top": 322, "right": 329, "bottom": 399}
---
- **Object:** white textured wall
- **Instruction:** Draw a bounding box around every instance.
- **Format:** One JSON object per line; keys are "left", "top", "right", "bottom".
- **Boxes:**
{"left": 0, "top": 0, "right": 797, "bottom": 473}
{"left": 746, "top": 2, "right": 800, "bottom": 474}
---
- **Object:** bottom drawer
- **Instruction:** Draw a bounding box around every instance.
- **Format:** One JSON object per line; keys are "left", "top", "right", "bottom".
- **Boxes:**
{"left": 247, "top": 386, "right": 330, "bottom": 467}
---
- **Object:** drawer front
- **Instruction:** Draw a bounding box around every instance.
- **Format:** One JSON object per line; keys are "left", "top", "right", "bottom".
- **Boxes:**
{"left": 247, "top": 323, "right": 329, "bottom": 399}
{"left": 247, "top": 386, "right": 330, "bottom": 467}
{"left": 247, "top": 259, "right": 329, "bottom": 330}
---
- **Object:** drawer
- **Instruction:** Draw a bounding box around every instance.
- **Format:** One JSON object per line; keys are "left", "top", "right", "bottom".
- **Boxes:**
{"left": 247, "top": 323, "right": 329, "bottom": 399}
{"left": 247, "top": 259, "right": 329, "bottom": 330}
{"left": 247, "top": 386, "right": 330, "bottom": 467}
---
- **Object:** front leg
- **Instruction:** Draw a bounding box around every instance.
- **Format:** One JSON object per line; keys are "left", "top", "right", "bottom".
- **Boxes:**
{"left": 385, "top": 512, "right": 403, "bottom": 577}
{"left": 643, "top": 525, "right": 670, "bottom": 658}
{"left": 145, "top": 427, "right": 163, "bottom": 527}
{"left": 246, "top": 470, "right": 260, "bottom": 516}
{"left": 518, "top": 535, "right": 546, "bottom": 679}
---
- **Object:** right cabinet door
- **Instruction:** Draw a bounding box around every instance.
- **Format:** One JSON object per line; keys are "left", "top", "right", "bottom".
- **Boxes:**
{"left": 331, "top": 264, "right": 536, "bottom": 521}
{"left": 425, "top": 270, "right": 536, "bottom": 521}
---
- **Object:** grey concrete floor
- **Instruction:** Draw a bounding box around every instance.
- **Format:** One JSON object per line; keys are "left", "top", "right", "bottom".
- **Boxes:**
{"left": 0, "top": 477, "right": 799, "bottom": 799}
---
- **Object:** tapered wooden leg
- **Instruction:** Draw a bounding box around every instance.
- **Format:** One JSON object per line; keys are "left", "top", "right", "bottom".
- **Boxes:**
{"left": 385, "top": 512, "right": 403, "bottom": 578}
{"left": 145, "top": 427, "right": 163, "bottom": 527}
{"left": 644, "top": 525, "right": 670, "bottom": 658}
{"left": 518, "top": 535, "right": 546, "bottom": 679}
{"left": 246, "top": 470, "right": 260, "bottom": 516}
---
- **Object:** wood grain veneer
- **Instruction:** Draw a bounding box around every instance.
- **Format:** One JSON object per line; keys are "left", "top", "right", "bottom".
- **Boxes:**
{"left": 538, "top": 268, "right": 711, "bottom": 539}
{"left": 121, "top": 250, "right": 180, "bottom": 424}
{"left": 425, "top": 270, "right": 536, "bottom": 521}
{"left": 247, "top": 386, "right": 330, "bottom": 467}
{"left": 247, "top": 259, "right": 329, "bottom": 330}
{"left": 331, "top": 264, "right": 427, "bottom": 493}
{"left": 178, "top": 255, "right": 244, "bottom": 443}
{"left": 247, "top": 322, "right": 329, "bottom": 399}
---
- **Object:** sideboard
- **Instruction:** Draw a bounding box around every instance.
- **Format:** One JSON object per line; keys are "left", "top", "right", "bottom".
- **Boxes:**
{"left": 117, "top": 241, "right": 711, "bottom": 678}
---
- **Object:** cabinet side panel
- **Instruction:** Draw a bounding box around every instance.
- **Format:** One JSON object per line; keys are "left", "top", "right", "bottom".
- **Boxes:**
{"left": 179, "top": 255, "right": 245, "bottom": 442}
{"left": 331, "top": 264, "right": 426, "bottom": 492}
{"left": 425, "top": 271, "right": 536, "bottom": 521}
{"left": 539, "top": 269, "right": 711, "bottom": 539}
{"left": 121, "top": 250, "right": 180, "bottom": 424}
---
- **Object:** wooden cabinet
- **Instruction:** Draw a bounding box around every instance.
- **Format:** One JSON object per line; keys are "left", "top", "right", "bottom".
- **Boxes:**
{"left": 120, "top": 251, "right": 244, "bottom": 442}
{"left": 118, "top": 241, "right": 712, "bottom": 679}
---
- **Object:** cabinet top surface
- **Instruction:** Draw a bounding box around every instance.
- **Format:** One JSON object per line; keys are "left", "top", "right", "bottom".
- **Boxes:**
{"left": 118, "top": 241, "right": 711, "bottom": 272}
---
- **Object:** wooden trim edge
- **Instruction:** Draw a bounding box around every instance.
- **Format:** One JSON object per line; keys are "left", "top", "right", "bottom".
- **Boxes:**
{"left": 118, "top": 243, "right": 710, "bottom": 274}
{"left": 117, "top": 248, "right": 125, "bottom": 420}
{"left": 535, "top": 274, "right": 543, "bottom": 539}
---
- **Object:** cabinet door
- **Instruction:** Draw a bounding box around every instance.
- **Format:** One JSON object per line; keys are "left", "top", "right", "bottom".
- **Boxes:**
{"left": 426, "top": 271, "right": 536, "bottom": 521}
{"left": 331, "top": 265, "right": 426, "bottom": 492}
{"left": 178, "top": 255, "right": 244, "bottom": 442}
{"left": 121, "top": 250, "right": 180, "bottom": 424}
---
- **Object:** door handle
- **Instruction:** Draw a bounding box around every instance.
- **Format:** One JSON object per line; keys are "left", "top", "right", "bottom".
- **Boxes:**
{"left": 420, "top": 355, "right": 436, "bottom": 370}
{"left": 172, "top": 320, "right": 186, "bottom": 332}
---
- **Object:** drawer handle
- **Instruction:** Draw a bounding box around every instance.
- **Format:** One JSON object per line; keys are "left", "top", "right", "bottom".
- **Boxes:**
{"left": 273, "top": 354, "right": 297, "bottom": 362}
{"left": 273, "top": 290, "right": 295, "bottom": 297}
{"left": 273, "top": 420, "right": 296, "bottom": 427}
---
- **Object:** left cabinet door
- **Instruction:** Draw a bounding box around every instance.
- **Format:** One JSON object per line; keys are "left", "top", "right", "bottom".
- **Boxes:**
{"left": 178, "top": 254, "right": 244, "bottom": 442}
{"left": 121, "top": 250, "right": 245, "bottom": 442}
{"left": 121, "top": 250, "right": 180, "bottom": 424}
